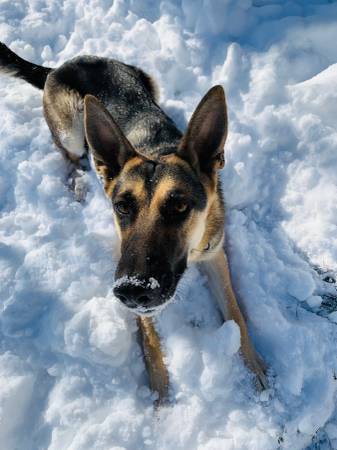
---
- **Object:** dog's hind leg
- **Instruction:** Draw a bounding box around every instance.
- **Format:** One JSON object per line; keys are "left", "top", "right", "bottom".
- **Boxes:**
{"left": 200, "top": 249, "right": 268, "bottom": 391}
{"left": 137, "top": 316, "right": 169, "bottom": 406}
{"left": 43, "top": 74, "right": 89, "bottom": 201}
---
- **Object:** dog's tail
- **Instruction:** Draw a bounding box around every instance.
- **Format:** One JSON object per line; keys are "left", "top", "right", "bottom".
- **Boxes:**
{"left": 0, "top": 42, "right": 52, "bottom": 89}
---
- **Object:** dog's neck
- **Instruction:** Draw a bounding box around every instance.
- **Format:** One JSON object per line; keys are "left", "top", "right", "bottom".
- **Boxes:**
{"left": 188, "top": 189, "right": 225, "bottom": 263}
{"left": 108, "top": 103, "right": 183, "bottom": 160}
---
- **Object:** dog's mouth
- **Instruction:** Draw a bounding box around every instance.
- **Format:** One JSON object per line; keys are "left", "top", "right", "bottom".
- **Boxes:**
{"left": 123, "top": 299, "right": 174, "bottom": 317}
{"left": 115, "top": 295, "right": 175, "bottom": 317}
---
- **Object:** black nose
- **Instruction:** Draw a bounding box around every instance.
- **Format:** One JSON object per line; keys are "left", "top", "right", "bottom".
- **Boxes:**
{"left": 113, "top": 282, "right": 153, "bottom": 308}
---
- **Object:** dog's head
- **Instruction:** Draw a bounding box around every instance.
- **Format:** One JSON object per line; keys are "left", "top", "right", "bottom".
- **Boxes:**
{"left": 84, "top": 86, "right": 227, "bottom": 315}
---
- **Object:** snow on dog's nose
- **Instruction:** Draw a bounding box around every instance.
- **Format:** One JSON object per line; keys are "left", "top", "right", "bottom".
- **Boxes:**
{"left": 113, "top": 276, "right": 161, "bottom": 312}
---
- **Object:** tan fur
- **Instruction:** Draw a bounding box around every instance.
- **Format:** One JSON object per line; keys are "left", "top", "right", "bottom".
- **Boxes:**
{"left": 138, "top": 316, "right": 169, "bottom": 406}
{"left": 150, "top": 177, "right": 177, "bottom": 208}
{"left": 43, "top": 77, "right": 85, "bottom": 163}
{"left": 200, "top": 249, "right": 268, "bottom": 390}
{"left": 99, "top": 157, "right": 145, "bottom": 198}
{"left": 187, "top": 173, "right": 223, "bottom": 262}
{"left": 190, "top": 195, "right": 225, "bottom": 261}
{"left": 158, "top": 153, "right": 191, "bottom": 170}
{"left": 104, "top": 177, "right": 117, "bottom": 198}
{"left": 123, "top": 156, "right": 145, "bottom": 172}
{"left": 119, "top": 178, "right": 146, "bottom": 202}
{"left": 111, "top": 168, "right": 221, "bottom": 264}
{"left": 187, "top": 209, "right": 209, "bottom": 258}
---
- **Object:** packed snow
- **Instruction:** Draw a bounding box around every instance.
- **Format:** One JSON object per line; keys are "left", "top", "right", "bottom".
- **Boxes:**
{"left": 1, "top": 1, "right": 337, "bottom": 449}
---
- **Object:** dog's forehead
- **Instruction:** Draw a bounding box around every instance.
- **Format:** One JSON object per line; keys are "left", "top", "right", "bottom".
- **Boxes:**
{"left": 115, "top": 155, "right": 201, "bottom": 199}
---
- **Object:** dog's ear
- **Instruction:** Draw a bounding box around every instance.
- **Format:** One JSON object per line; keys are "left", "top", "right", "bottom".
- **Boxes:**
{"left": 84, "top": 95, "right": 137, "bottom": 176}
{"left": 178, "top": 85, "right": 227, "bottom": 174}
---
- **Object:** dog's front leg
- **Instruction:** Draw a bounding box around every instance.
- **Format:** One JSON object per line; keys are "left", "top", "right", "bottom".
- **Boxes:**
{"left": 137, "top": 316, "right": 169, "bottom": 406}
{"left": 201, "top": 249, "right": 268, "bottom": 390}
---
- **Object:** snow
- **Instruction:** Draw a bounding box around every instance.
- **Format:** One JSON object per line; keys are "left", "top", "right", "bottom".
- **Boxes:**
{"left": 114, "top": 275, "right": 161, "bottom": 290}
{"left": 1, "top": 1, "right": 337, "bottom": 449}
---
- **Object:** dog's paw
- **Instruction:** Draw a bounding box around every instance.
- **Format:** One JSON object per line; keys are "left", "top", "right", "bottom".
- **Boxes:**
{"left": 68, "top": 169, "right": 89, "bottom": 202}
{"left": 241, "top": 345, "right": 269, "bottom": 391}
{"left": 74, "top": 171, "right": 89, "bottom": 202}
{"left": 241, "top": 339, "right": 269, "bottom": 391}
{"left": 250, "top": 353, "right": 269, "bottom": 392}
{"left": 254, "top": 364, "right": 269, "bottom": 392}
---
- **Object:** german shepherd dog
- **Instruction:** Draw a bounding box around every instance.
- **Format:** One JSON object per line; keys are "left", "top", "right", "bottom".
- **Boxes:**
{"left": 0, "top": 42, "right": 267, "bottom": 404}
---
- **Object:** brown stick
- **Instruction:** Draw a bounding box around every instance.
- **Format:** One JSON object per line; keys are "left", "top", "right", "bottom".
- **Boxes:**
{"left": 137, "top": 316, "right": 170, "bottom": 406}
{"left": 200, "top": 249, "right": 268, "bottom": 390}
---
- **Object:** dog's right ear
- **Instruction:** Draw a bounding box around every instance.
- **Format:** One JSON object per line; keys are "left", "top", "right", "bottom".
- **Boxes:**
{"left": 84, "top": 95, "right": 137, "bottom": 176}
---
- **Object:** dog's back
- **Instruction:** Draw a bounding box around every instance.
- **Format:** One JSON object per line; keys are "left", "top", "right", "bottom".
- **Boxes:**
{"left": 0, "top": 42, "right": 181, "bottom": 163}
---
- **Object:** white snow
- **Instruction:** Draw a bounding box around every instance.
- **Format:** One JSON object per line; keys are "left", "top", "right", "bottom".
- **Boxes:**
{"left": 113, "top": 275, "right": 160, "bottom": 290}
{"left": 1, "top": 1, "right": 337, "bottom": 449}
{"left": 148, "top": 277, "right": 160, "bottom": 290}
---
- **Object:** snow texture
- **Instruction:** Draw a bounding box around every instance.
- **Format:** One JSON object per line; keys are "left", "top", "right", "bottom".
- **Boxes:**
{"left": 114, "top": 276, "right": 160, "bottom": 290}
{"left": 1, "top": 1, "right": 337, "bottom": 449}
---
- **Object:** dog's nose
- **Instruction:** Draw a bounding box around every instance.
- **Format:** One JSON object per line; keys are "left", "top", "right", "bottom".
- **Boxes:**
{"left": 113, "top": 283, "right": 153, "bottom": 308}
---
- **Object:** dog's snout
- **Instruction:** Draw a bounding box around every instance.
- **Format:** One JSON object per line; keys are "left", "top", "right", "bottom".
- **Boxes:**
{"left": 113, "top": 282, "right": 154, "bottom": 308}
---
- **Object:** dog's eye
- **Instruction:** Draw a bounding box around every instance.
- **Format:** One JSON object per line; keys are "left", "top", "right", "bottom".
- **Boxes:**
{"left": 173, "top": 200, "right": 189, "bottom": 214}
{"left": 162, "top": 196, "right": 190, "bottom": 221}
{"left": 114, "top": 201, "right": 131, "bottom": 215}
{"left": 161, "top": 191, "right": 191, "bottom": 222}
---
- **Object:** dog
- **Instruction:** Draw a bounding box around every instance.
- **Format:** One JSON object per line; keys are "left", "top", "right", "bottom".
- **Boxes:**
{"left": 0, "top": 42, "right": 267, "bottom": 404}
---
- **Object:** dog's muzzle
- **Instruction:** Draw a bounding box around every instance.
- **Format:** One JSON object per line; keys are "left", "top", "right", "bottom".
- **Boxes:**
{"left": 113, "top": 276, "right": 169, "bottom": 314}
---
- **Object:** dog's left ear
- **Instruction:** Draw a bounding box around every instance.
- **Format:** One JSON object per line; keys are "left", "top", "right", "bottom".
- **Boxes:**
{"left": 84, "top": 95, "right": 137, "bottom": 176}
{"left": 178, "top": 85, "right": 227, "bottom": 174}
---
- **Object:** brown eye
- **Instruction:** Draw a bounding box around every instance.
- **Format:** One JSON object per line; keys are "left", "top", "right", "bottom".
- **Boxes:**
{"left": 114, "top": 201, "right": 130, "bottom": 215}
{"left": 174, "top": 201, "right": 188, "bottom": 213}
{"left": 161, "top": 193, "right": 191, "bottom": 222}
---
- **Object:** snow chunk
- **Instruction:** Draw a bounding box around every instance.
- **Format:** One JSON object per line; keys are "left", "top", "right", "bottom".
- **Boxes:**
{"left": 64, "top": 298, "right": 133, "bottom": 367}
{"left": 216, "top": 320, "right": 241, "bottom": 357}
{"left": 306, "top": 295, "right": 322, "bottom": 308}
{"left": 0, "top": 353, "right": 35, "bottom": 448}
{"left": 287, "top": 271, "right": 315, "bottom": 301}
